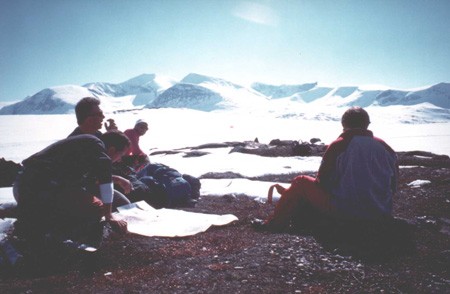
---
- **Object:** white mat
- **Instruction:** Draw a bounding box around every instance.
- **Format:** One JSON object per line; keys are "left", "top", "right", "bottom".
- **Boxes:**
{"left": 116, "top": 201, "right": 238, "bottom": 237}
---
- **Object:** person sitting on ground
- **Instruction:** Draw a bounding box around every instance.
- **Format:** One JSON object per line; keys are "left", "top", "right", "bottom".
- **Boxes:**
{"left": 253, "top": 107, "right": 398, "bottom": 231}
{"left": 68, "top": 97, "right": 132, "bottom": 209}
{"left": 13, "top": 131, "right": 130, "bottom": 247}
{"left": 69, "top": 97, "right": 118, "bottom": 137}
{"left": 122, "top": 119, "right": 151, "bottom": 171}
{"left": 113, "top": 119, "right": 201, "bottom": 208}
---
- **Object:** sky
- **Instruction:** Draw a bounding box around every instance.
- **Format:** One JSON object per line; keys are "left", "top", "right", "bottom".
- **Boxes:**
{"left": 1, "top": 0, "right": 450, "bottom": 102}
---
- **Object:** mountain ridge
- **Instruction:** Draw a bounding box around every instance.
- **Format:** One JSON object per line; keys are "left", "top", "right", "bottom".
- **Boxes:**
{"left": 0, "top": 73, "right": 449, "bottom": 115}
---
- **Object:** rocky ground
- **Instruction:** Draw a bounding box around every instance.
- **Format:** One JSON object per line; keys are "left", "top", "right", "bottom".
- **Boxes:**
{"left": 0, "top": 163, "right": 449, "bottom": 293}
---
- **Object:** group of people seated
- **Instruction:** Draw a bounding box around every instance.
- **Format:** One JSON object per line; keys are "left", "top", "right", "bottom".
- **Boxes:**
{"left": 11, "top": 97, "right": 399, "bottom": 254}
{"left": 12, "top": 97, "right": 200, "bottom": 248}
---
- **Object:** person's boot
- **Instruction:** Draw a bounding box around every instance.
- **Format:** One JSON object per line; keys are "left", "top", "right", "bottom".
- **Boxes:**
{"left": 251, "top": 218, "right": 285, "bottom": 232}
{"left": 250, "top": 218, "right": 267, "bottom": 231}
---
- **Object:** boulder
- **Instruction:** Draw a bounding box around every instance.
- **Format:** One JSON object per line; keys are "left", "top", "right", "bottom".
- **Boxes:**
{"left": 0, "top": 158, "right": 21, "bottom": 187}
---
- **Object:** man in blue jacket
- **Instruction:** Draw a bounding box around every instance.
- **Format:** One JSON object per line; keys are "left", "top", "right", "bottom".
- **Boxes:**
{"left": 256, "top": 107, "right": 398, "bottom": 231}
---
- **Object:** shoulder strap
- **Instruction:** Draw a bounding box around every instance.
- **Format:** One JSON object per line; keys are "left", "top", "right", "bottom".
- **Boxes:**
{"left": 267, "top": 184, "right": 286, "bottom": 204}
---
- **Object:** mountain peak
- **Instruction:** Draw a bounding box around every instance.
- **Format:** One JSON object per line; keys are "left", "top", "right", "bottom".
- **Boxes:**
{"left": 181, "top": 73, "right": 221, "bottom": 85}
{"left": 120, "top": 73, "right": 156, "bottom": 87}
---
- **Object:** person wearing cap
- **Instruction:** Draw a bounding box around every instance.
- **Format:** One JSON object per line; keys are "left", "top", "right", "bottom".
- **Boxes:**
{"left": 13, "top": 131, "right": 130, "bottom": 246}
{"left": 253, "top": 107, "right": 398, "bottom": 231}
{"left": 123, "top": 119, "right": 150, "bottom": 171}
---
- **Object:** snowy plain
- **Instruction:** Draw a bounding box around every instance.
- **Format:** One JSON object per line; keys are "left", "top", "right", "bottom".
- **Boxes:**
{"left": 0, "top": 105, "right": 449, "bottom": 204}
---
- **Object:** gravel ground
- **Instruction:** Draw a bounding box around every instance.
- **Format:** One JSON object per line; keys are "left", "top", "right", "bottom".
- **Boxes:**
{"left": 1, "top": 166, "right": 449, "bottom": 293}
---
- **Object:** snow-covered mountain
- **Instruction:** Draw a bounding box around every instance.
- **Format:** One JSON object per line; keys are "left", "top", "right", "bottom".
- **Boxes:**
{"left": 149, "top": 73, "right": 268, "bottom": 111}
{"left": 374, "top": 83, "right": 450, "bottom": 108}
{"left": 0, "top": 74, "right": 176, "bottom": 115}
{"left": 0, "top": 85, "right": 91, "bottom": 115}
{"left": 84, "top": 73, "right": 176, "bottom": 107}
{"left": 252, "top": 82, "right": 450, "bottom": 109}
{"left": 251, "top": 82, "right": 317, "bottom": 99}
{"left": 0, "top": 73, "right": 449, "bottom": 117}
{"left": 150, "top": 83, "right": 224, "bottom": 111}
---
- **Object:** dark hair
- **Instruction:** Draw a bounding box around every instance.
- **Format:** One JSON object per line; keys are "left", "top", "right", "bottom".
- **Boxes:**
{"left": 100, "top": 131, "right": 131, "bottom": 152}
{"left": 75, "top": 97, "right": 101, "bottom": 125}
{"left": 341, "top": 107, "right": 370, "bottom": 129}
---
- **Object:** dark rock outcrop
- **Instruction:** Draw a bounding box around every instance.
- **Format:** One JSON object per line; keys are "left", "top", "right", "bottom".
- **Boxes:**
{"left": 230, "top": 139, "right": 327, "bottom": 157}
{"left": 397, "top": 151, "right": 450, "bottom": 168}
{"left": 0, "top": 158, "right": 21, "bottom": 187}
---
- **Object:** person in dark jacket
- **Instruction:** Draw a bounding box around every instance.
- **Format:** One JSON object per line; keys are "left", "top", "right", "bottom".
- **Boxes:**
{"left": 255, "top": 107, "right": 398, "bottom": 231}
{"left": 13, "top": 131, "right": 130, "bottom": 246}
{"left": 68, "top": 97, "right": 131, "bottom": 209}
{"left": 68, "top": 97, "right": 117, "bottom": 137}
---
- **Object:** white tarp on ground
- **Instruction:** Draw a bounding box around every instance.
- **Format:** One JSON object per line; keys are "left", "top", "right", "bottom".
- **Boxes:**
{"left": 1, "top": 188, "right": 239, "bottom": 238}
{"left": 116, "top": 201, "right": 238, "bottom": 237}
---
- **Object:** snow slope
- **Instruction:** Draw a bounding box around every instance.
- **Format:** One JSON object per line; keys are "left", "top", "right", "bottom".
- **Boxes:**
{"left": 0, "top": 107, "right": 449, "bottom": 204}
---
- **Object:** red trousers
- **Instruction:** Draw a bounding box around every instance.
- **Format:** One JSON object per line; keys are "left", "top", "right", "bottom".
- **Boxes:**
{"left": 266, "top": 175, "right": 335, "bottom": 228}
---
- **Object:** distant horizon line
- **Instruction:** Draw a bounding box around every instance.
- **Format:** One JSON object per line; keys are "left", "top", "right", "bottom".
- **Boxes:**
{"left": 1, "top": 71, "right": 448, "bottom": 103}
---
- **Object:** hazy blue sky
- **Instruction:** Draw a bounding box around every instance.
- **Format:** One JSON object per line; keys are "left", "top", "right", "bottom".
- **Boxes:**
{"left": 1, "top": 0, "right": 450, "bottom": 102}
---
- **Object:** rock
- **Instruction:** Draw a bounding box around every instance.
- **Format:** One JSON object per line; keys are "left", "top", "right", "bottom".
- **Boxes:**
{"left": 0, "top": 202, "right": 18, "bottom": 219}
{"left": 292, "top": 143, "right": 312, "bottom": 156}
{"left": 183, "top": 151, "right": 209, "bottom": 158}
{"left": 407, "top": 180, "right": 432, "bottom": 188}
{"left": 0, "top": 158, "right": 21, "bottom": 187}
{"left": 230, "top": 140, "right": 326, "bottom": 157}
{"left": 199, "top": 172, "right": 245, "bottom": 179}
{"left": 397, "top": 151, "right": 450, "bottom": 168}
{"left": 150, "top": 150, "right": 182, "bottom": 156}
{"left": 269, "top": 139, "right": 298, "bottom": 146}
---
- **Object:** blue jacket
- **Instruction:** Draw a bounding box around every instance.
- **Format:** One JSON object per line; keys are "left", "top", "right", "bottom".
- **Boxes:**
{"left": 317, "top": 129, "right": 398, "bottom": 219}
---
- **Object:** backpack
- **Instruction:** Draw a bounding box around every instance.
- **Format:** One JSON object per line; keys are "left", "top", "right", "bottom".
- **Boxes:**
{"left": 137, "top": 163, "right": 198, "bottom": 208}
{"left": 112, "top": 162, "right": 166, "bottom": 208}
